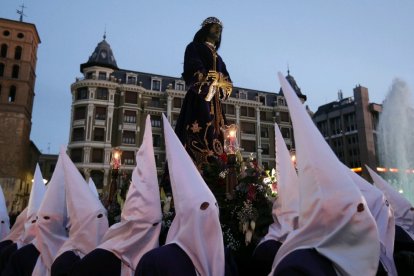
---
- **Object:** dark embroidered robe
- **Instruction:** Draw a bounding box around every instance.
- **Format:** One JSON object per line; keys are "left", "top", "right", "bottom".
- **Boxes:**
{"left": 175, "top": 41, "right": 232, "bottom": 169}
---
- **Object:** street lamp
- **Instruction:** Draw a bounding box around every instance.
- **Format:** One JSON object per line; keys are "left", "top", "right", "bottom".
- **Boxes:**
{"left": 223, "top": 124, "right": 239, "bottom": 199}
{"left": 107, "top": 147, "right": 122, "bottom": 208}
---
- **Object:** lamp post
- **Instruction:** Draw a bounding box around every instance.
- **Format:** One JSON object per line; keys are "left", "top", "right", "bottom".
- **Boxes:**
{"left": 107, "top": 148, "right": 122, "bottom": 209}
{"left": 223, "top": 124, "right": 239, "bottom": 199}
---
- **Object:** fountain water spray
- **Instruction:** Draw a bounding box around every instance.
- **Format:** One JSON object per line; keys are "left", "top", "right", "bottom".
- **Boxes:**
{"left": 377, "top": 78, "right": 414, "bottom": 204}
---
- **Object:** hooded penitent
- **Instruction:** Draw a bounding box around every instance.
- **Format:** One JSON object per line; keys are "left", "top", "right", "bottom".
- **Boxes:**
{"left": 88, "top": 178, "right": 100, "bottom": 198}
{"left": 17, "top": 164, "right": 47, "bottom": 249}
{"left": 262, "top": 123, "right": 299, "bottom": 244}
{"left": 366, "top": 165, "right": 414, "bottom": 240}
{"left": 32, "top": 147, "right": 69, "bottom": 275}
{"left": 163, "top": 113, "right": 225, "bottom": 276}
{"left": 98, "top": 115, "right": 162, "bottom": 275}
{"left": 271, "top": 72, "right": 380, "bottom": 275}
{"left": 0, "top": 185, "right": 10, "bottom": 240}
{"left": 2, "top": 208, "right": 27, "bottom": 243}
{"left": 54, "top": 150, "right": 108, "bottom": 260}
{"left": 347, "top": 169, "right": 397, "bottom": 275}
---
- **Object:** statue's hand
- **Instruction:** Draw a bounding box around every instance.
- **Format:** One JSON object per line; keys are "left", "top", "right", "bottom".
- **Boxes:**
{"left": 207, "top": 70, "right": 220, "bottom": 82}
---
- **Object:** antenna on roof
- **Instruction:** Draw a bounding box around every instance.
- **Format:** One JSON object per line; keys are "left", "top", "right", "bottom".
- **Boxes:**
{"left": 16, "top": 3, "right": 27, "bottom": 22}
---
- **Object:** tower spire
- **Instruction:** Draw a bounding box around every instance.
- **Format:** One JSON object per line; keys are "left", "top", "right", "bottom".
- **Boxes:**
{"left": 103, "top": 25, "right": 107, "bottom": 40}
{"left": 16, "top": 3, "right": 27, "bottom": 22}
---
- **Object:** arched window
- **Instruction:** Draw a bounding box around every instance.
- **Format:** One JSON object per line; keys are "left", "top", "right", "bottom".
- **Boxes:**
{"left": 9, "top": 86, "right": 16, "bottom": 102}
{"left": 14, "top": 46, "right": 22, "bottom": 60}
{"left": 12, "top": 65, "right": 19, "bottom": 78}
{"left": 0, "top": 63, "right": 4, "bottom": 77}
{"left": 0, "top": 44, "right": 7, "bottom": 58}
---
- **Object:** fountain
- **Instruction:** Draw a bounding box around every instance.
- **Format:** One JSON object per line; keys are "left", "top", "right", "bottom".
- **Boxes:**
{"left": 377, "top": 78, "right": 414, "bottom": 204}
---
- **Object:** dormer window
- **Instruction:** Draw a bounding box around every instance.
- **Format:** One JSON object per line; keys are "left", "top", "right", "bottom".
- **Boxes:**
{"left": 258, "top": 94, "right": 266, "bottom": 105}
{"left": 239, "top": 90, "right": 247, "bottom": 100}
{"left": 175, "top": 80, "right": 185, "bottom": 91}
{"left": 151, "top": 78, "right": 161, "bottom": 91}
{"left": 126, "top": 73, "right": 137, "bottom": 85}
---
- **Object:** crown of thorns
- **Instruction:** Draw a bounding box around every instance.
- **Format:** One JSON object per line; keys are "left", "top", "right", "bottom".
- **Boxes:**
{"left": 201, "top": 17, "right": 223, "bottom": 27}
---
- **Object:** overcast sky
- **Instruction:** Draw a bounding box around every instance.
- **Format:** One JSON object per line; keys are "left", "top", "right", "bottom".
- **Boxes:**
{"left": 1, "top": 0, "right": 413, "bottom": 154}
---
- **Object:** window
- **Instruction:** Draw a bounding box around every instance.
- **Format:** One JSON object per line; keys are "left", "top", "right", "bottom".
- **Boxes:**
{"left": 0, "top": 44, "right": 7, "bottom": 58}
{"left": 246, "top": 107, "right": 256, "bottom": 117}
{"left": 76, "top": 87, "right": 88, "bottom": 100}
{"left": 152, "top": 79, "right": 161, "bottom": 91}
{"left": 239, "top": 91, "right": 247, "bottom": 100}
{"left": 98, "top": 72, "right": 106, "bottom": 80}
{"left": 259, "top": 95, "right": 266, "bottom": 105}
{"left": 151, "top": 115, "right": 161, "bottom": 128}
{"left": 72, "top": 128, "right": 84, "bottom": 141}
{"left": 93, "top": 128, "right": 105, "bottom": 141}
{"left": 173, "top": 98, "right": 182, "bottom": 108}
{"left": 127, "top": 75, "right": 136, "bottom": 85}
{"left": 0, "top": 63, "right": 4, "bottom": 77}
{"left": 149, "top": 97, "right": 161, "bottom": 108}
{"left": 74, "top": 106, "right": 86, "bottom": 120}
{"left": 91, "top": 148, "right": 104, "bottom": 163}
{"left": 241, "top": 106, "right": 247, "bottom": 116}
{"left": 96, "top": 87, "right": 108, "bottom": 100}
{"left": 241, "top": 122, "right": 256, "bottom": 134}
{"left": 8, "top": 86, "right": 16, "bottom": 102}
{"left": 70, "top": 148, "right": 83, "bottom": 163}
{"left": 278, "top": 98, "right": 285, "bottom": 106}
{"left": 122, "top": 110, "right": 135, "bottom": 123}
{"left": 281, "top": 127, "right": 290, "bottom": 138}
{"left": 95, "top": 106, "right": 106, "bottom": 120}
{"left": 17, "top": 33, "right": 24, "bottom": 39}
{"left": 122, "top": 131, "right": 136, "bottom": 144}
{"left": 241, "top": 140, "right": 256, "bottom": 152}
{"left": 223, "top": 104, "right": 235, "bottom": 115}
{"left": 280, "top": 112, "right": 290, "bottom": 122}
{"left": 122, "top": 151, "right": 135, "bottom": 165}
{"left": 90, "top": 171, "right": 104, "bottom": 189}
{"left": 14, "top": 46, "right": 22, "bottom": 60}
{"left": 153, "top": 134, "right": 162, "bottom": 147}
{"left": 86, "top": 72, "right": 93, "bottom": 79}
{"left": 3, "top": 30, "right": 10, "bottom": 36}
{"left": 175, "top": 82, "right": 185, "bottom": 91}
{"left": 262, "top": 144, "right": 269, "bottom": 155}
{"left": 125, "top": 91, "right": 137, "bottom": 104}
{"left": 12, "top": 65, "right": 19, "bottom": 78}
{"left": 261, "top": 127, "right": 269, "bottom": 138}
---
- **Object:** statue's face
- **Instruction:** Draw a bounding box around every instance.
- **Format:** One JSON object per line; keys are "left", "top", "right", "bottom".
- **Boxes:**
{"left": 208, "top": 23, "right": 222, "bottom": 43}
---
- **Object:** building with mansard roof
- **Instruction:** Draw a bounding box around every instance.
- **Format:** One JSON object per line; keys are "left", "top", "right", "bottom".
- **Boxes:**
{"left": 68, "top": 36, "right": 306, "bottom": 192}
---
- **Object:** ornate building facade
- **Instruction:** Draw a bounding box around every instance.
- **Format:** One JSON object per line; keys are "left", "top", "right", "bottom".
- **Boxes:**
{"left": 68, "top": 37, "right": 306, "bottom": 192}
{"left": 0, "top": 18, "right": 41, "bottom": 211}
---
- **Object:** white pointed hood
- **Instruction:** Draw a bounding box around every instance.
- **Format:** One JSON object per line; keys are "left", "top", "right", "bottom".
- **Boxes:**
{"left": 272, "top": 72, "right": 380, "bottom": 275}
{"left": 0, "top": 185, "right": 10, "bottom": 239}
{"left": 367, "top": 165, "right": 414, "bottom": 240}
{"left": 33, "top": 147, "right": 69, "bottom": 273}
{"left": 88, "top": 178, "right": 100, "bottom": 198}
{"left": 163, "top": 114, "right": 225, "bottom": 276}
{"left": 347, "top": 169, "right": 397, "bottom": 276}
{"left": 17, "top": 163, "right": 47, "bottom": 248}
{"left": 98, "top": 115, "right": 162, "bottom": 275}
{"left": 55, "top": 150, "right": 109, "bottom": 259}
{"left": 3, "top": 207, "right": 27, "bottom": 242}
{"left": 263, "top": 123, "right": 299, "bottom": 244}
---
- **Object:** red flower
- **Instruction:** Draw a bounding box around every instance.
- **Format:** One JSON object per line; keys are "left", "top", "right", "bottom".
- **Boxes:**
{"left": 247, "top": 184, "right": 256, "bottom": 201}
{"left": 219, "top": 153, "right": 228, "bottom": 163}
